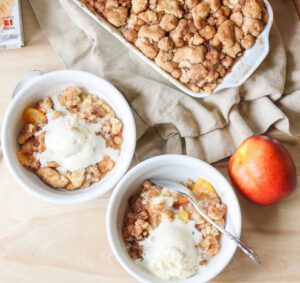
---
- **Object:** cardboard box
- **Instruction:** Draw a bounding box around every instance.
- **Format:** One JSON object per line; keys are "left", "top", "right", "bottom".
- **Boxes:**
{"left": 0, "top": 0, "right": 24, "bottom": 50}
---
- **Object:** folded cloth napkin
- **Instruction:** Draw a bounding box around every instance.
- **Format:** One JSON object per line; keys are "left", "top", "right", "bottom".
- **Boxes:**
{"left": 29, "top": 0, "right": 300, "bottom": 163}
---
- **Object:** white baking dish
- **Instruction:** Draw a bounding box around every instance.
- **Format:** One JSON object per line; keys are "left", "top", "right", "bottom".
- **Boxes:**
{"left": 72, "top": 0, "right": 274, "bottom": 98}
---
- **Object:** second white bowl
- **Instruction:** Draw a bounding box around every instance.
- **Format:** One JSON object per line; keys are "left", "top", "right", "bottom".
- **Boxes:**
{"left": 107, "top": 154, "right": 242, "bottom": 283}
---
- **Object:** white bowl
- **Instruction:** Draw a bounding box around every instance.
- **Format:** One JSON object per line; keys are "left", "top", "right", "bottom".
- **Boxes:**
{"left": 107, "top": 155, "right": 242, "bottom": 283}
{"left": 1, "top": 70, "right": 136, "bottom": 204}
{"left": 72, "top": 0, "right": 273, "bottom": 98}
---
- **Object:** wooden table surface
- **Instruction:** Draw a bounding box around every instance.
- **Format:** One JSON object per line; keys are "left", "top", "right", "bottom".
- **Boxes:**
{"left": 0, "top": 1, "right": 299, "bottom": 282}
{"left": 295, "top": 0, "right": 300, "bottom": 12}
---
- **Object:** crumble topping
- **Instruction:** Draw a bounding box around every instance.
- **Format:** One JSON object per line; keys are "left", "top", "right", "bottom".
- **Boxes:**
{"left": 122, "top": 178, "right": 227, "bottom": 270}
{"left": 16, "top": 86, "right": 123, "bottom": 190}
{"left": 83, "top": 0, "right": 268, "bottom": 93}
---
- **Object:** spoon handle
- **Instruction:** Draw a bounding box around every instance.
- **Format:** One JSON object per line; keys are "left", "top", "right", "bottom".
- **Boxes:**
{"left": 190, "top": 198, "right": 261, "bottom": 265}
{"left": 234, "top": 238, "right": 262, "bottom": 264}
{"left": 149, "top": 178, "right": 261, "bottom": 265}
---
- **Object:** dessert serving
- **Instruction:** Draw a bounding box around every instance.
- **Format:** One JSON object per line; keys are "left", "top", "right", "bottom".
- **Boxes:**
{"left": 82, "top": 0, "right": 269, "bottom": 93}
{"left": 16, "top": 86, "right": 123, "bottom": 191}
{"left": 122, "top": 178, "right": 227, "bottom": 279}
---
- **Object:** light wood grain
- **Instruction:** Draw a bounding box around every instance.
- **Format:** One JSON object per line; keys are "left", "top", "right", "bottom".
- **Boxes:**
{"left": 0, "top": 1, "right": 299, "bottom": 282}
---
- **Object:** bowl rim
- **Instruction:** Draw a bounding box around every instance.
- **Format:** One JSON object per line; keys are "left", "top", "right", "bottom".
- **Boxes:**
{"left": 1, "top": 69, "right": 137, "bottom": 204}
{"left": 106, "top": 154, "right": 242, "bottom": 283}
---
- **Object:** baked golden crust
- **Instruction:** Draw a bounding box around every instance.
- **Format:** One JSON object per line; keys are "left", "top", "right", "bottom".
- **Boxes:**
{"left": 122, "top": 179, "right": 227, "bottom": 263}
{"left": 84, "top": 0, "right": 268, "bottom": 93}
{"left": 17, "top": 88, "right": 123, "bottom": 191}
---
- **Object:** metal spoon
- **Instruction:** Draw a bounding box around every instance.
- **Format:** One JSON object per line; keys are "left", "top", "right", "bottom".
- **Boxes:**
{"left": 0, "top": 70, "right": 43, "bottom": 155}
{"left": 150, "top": 178, "right": 262, "bottom": 265}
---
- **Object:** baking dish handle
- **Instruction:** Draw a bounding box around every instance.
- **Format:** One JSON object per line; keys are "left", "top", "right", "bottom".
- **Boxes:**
{"left": 0, "top": 70, "right": 43, "bottom": 154}
{"left": 12, "top": 70, "right": 43, "bottom": 99}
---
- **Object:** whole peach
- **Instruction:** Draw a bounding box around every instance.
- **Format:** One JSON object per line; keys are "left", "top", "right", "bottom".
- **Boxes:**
{"left": 228, "top": 135, "right": 297, "bottom": 205}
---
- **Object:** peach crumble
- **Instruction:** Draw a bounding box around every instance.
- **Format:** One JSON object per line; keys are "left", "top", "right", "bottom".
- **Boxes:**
{"left": 82, "top": 0, "right": 269, "bottom": 93}
{"left": 122, "top": 178, "right": 227, "bottom": 279}
{"left": 17, "top": 86, "right": 123, "bottom": 190}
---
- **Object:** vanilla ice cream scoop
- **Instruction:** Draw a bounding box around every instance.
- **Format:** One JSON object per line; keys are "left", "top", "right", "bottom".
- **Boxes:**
{"left": 36, "top": 113, "right": 119, "bottom": 173}
{"left": 45, "top": 115, "right": 90, "bottom": 157}
{"left": 139, "top": 218, "right": 200, "bottom": 280}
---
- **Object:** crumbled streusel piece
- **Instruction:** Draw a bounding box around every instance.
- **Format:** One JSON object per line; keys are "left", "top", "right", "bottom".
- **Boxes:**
{"left": 208, "top": 203, "right": 227, "bottom": 220}
{"left": 97, "top": 116, "right": 123, "bottom": 150}
{"left": 155, "top": 50, "right": 178, "bottom": 73}
{"left": 222, "top": 41, "right": 242, "bottom": 58}
{"left": 138, "top": 24, "right": 165, "bottom": 42}
{"left": 37, "top": 167, "right": 69, "bottom": 188}
{"left": 204, "top": 0, "right": 221, "bottom": 12}
{"left": 158, "top": 36, "right": 174, "bottom": 51}
{"left": 58, "top": 86, "right": 82, "bottom": 109}
{"left": 36, "top": 132, "right": 46, "bottom": 153}
{"left": 218, "top": 20, "right": 236, "bottom": 48}
{"left": 17, "top": 123, "right": 37, "bottom": 145}
{"left": 98, "top": 156, "right": 115, "bottom": 175}
{"left": 241, "top": 34, "right": 255, "bottom": 49}
{"left": 122, "top": 28, "right": 138, "bottom": 42}
{"left": 138, "top": 10, "right": 160, "bottom": 24}
{"left": 159, "top": 14, "right": 178, "bottom": 32}
{"left": 173, "top": 46, "right": 206, "bottom": 64}
{"left": 242, "top": 0, "right": 263, "bottom": 19}
{"left": 156, "top": 0, "right": 183, "bottom": 18}
{"left": 132, "top": 0, "right": 148, "bottom": 14}
{"left": 110, "top": 117, "right": 123, "bottom": 135}
{"left": 200, "top": 235, "right": 219, "bottom": 256}
{"left": 104, "top": 6, "right": 128, "bottom": 27}
{"left": 230, "top": 11, "right": 243, "bottom": 27}
{"left": 82, "top": 164, "right": 102, "bottom": 188}
{"left": 135, "top": 37, "right": 159, "bottom": 59}
{"left": 192, "top": 2, "right": 210, "bottom": 28}
{"left": 66, "top": 169, "right": 86, "bottom": 190}
{"left": 17, "top": 148, "right": 40, "bottom": 170}
{"left": 242, "top": 17, "right": 263, "bottom": 37}
{"left": 36, "top": 97, "right": 53, "bottom": 114}
{"left": 169, "top": 19, "right": 188, "bottom": 48}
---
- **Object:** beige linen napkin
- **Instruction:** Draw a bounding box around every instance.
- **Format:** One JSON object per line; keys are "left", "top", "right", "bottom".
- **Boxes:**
{"left": 29, "top": 0, "right": 300, "bottom": 163}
